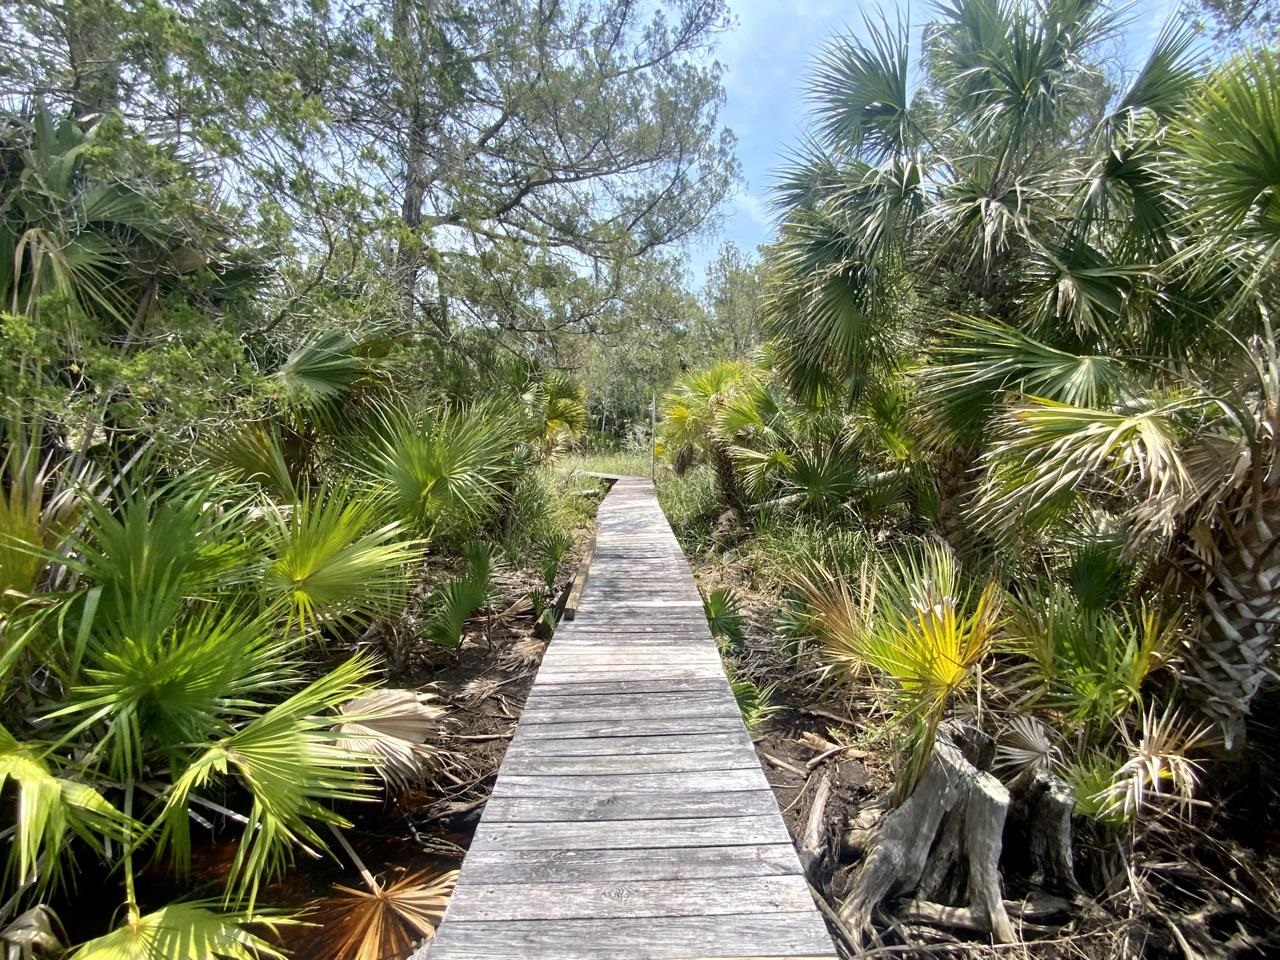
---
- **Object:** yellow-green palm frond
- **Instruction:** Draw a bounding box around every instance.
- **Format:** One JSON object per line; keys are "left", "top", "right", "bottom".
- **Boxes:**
{"left": 262, "top": 484, "right": 421, "bottom": 633}
{"left": 160, "top": 657, "right": 379, "bottom": 910}
{"left": 0, "top": 724, "right": 135, "bottom": 894}
{"left": 67, "top": 903, "right": 290, "bottom": 960}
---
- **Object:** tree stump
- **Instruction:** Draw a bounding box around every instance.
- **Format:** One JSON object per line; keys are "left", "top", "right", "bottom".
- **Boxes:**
{"left": 1008, "top": 769, "right": 1081, "bottom": 896}
{"left": 839, "top": 729, "right": 1015, "bottom": 945}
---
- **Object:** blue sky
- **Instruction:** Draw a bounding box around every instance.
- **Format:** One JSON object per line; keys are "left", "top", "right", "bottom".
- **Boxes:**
{"left": 686, "top": 0, "right": 1180, "bottom": 282}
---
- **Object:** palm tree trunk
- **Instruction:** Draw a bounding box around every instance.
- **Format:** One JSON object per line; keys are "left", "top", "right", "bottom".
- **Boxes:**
{"left": 935, "top": 447, "right": 975, "bottom": 551}
{"left": 1187, "top": 493, "right": 1280, "bottom": 749}
{"left": 709, "top": 438, "right": 743, "bottom": 512}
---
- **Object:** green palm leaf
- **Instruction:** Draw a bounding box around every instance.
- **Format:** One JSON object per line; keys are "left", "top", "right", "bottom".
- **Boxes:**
{"left": 977, "top": 396, "right": 1200, "bottom": 534}
{"left": 274, "top": 328, "right": 382, "bottom": 418}
{"left": 810, "top": 15, "right": 916, "bottom": 159}
{"left": 262, "top": 484, "right": 421, "bottom": 632}
{"left": 161, "top": 657, "right": 378, "bottom": 908}
{"left": 67, "top": 903, "right": 288, "bottom": 960}
{"left": 53, "top": 602, "right": 299, "bottom": 783}
{"left": 917, "top": 315, "right": 1136, "bottom": 442}
{"left": 0, "top": 724, "right": 135, "bottom": 893}
{"left": 359, "top": 403, "right": 519, "bottom": 539}
{"left": 1177, "top": 49, "right": 1280, "bottom": 295}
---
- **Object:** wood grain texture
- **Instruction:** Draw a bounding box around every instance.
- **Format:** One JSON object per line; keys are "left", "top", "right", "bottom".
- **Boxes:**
{"left": 419, "top": 478, "right": 835, "bottom": 960}
{"left": 481, "top": 790, "right": 780, "bottom": 822}
{"left": 444, "top": 875, "right": 816, "bottom": 921}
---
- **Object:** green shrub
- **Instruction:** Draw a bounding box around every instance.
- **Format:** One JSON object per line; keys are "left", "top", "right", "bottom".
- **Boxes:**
{"left": 656, "top": 466, "right": 718, "bottom": 549}
{"left": 421, "top": 544, "right": 496, "bottom": 649}
{"left": 729, "top": 676, "right": 778, "bottom": 733}
{"left": 558, "top": 451, "right": 652, "bottom": 477}
{"left": 499, "top": 467, "right": 600, "bottom": 564}
{"left": 748, "top": 513, "right": 873, "bottom": 585}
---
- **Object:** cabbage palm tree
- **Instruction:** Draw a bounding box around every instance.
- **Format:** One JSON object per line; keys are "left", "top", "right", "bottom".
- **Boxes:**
{"left": 522, "top": 372, "right": 588, "bottom": 462}
{"left": 767, "top": 1, "right": 1280, "bottom": 743}
{"left": 659, "top": 360, "right": 761, "bottom": 510}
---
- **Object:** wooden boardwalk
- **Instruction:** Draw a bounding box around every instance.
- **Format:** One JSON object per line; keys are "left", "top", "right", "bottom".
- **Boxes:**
{"left": 419, "top": 478, "right": 837, "bottom": 960}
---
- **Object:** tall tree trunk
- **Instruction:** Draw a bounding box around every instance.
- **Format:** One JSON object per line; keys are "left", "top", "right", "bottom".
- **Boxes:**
{"left": 396, "top": 109, "right": 436, "bottom": 330}
{"left": 391, "top": 0, "right": 447, "bottom": 335}
{"left": 65, "top": 0, "right": 121, "bottom": 122}
{"left": 1186, "top": 493, "right": 1280, "bottom": 749}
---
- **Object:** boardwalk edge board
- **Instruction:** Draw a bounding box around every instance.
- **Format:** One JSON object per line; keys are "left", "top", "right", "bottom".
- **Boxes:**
{"left": 416, "top": 478, "right": 837, "bottom": 959}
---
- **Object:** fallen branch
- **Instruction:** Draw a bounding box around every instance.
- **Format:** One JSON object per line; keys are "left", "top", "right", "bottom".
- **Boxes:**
{"left": 798, "top": 768, "right": 835, "bottom": 880}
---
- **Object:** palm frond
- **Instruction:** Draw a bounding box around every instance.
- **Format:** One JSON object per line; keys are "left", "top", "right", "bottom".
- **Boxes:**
{"left": 161, "top": 657, "right": 378, "bottom": 909}
{"left": 1101, "top": 704, "right": 1211, "bottom": 821}
{"left": 1176, "top": 49, "right": 1280, "bottom": 304}
{"left": 0, "top": 724, "right": 135, "bottom": 893}
{"left": 916, "top": 316, "right": 1136, "bottom": 443}
{"left": 67, "top": 903, "right": 288, "bottom": 960}
{"left": 274, "top": 328, "right": 370, "bottom": 415}
{"left": 788, "top": 541, "right": 1000, "bottom": 791}
{"left": 55, "top": 602, "right": 299, "bottom": 783}
{"left": 977, "top": 396, "right": 1200, "bottom": 536}
{"left": 421, "top": 549, "right": 494, "bottom": 649}
{"left": 262, "top": 485, "right": 420, "bottom": 633}
{"left": 359, "top": 403, "right": 520, "bottom": 540}
{"left": 1108, "top": 20, "right": 1203, "bottom": 122}
{"left": 304, "top": 869, "right": 456, "bottom": 960}
{"left": 197, "top": 426, "right": 300, "bottom": 501}
{"left": 71, "top": 476, "right": 258, "bottom": 635}
{"left": 729, "top": 677, "right": 778, "bottom": 733}
{"left": 335, "top": 690, "right": 446, "bottom": 791}
{"left": 702, "top": 587, "right": 746, "bottom": 648}
{"left": 810, "top": 15, "right": 916, "bottom": 160}
{"left": 1005, "top": 586, "right": 1180, "bottom": 728}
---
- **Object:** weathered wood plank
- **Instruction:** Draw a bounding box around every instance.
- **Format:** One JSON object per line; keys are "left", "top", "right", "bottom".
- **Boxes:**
{"left": 425, "top": 915, "right": 836, "bottom": 960}
{"left": 510, "top": 716, "right": 747, "bottom": 739}
{"left": 501, "top": 731, "right": 749, "bottom": 756}
{"left": 518, "top": 700, "right": 741, "bottom": 724}
{"left": 481, "top": 789, "right": 780, "bottom": 822}
{"left": 489, "top": 768, "right": 771, "bottom": 798}
{"left": 453, "top": 843, "right": 806, "bottom": 884}
{"left": 523, "top": 679, "right": 731, "bottom": 698}
{"left": 470, "top": 815, "right": 786, "bottom": 851}
{"left": 444, "top": 874, "right": 816, "bottom": 921}
{"left": 530, "top": 668, "right": 726, "bottom": 683}
{"left": 498, "top": 749, "right": 755, "bottom": 776}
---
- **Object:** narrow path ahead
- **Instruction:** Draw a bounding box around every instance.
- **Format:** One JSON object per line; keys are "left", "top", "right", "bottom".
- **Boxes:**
{"left": 420, "top": 478, "right": 837, "bottom": 960}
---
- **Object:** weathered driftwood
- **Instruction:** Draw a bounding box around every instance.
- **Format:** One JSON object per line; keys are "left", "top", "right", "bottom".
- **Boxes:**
{"left": 798, "top": 767, "right": 835, "bottom": 881}
{"left": 839, "top": 732, "right": 1015, "bottom": 945}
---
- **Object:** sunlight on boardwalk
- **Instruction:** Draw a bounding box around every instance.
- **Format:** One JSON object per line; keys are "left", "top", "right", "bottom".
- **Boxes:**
{"left": 419, "top": 478, "right": 837, "bottom": 959}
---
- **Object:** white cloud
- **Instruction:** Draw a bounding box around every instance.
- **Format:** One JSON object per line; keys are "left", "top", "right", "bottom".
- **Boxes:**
{"left": 733, "top": 190, "right": 771, "bottom": 228}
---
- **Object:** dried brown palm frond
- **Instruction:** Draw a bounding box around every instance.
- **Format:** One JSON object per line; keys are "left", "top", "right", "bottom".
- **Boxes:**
{"left": 335, "top": 689, "right": 447, "bottom": 790}
{"left": 458, "top": 677, "right": 500, "bottom": 707}
{"left": 491, "top": 594, "right": 533, "bottom": 624}
{"left": 497, "top": 635, "right": 545, "bottom": 669}
{"left": 305, "top": 868, "right": 458, "bottom": 960}
{"left": 994, "top": 714, "right": 1059, "bottom": 780}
